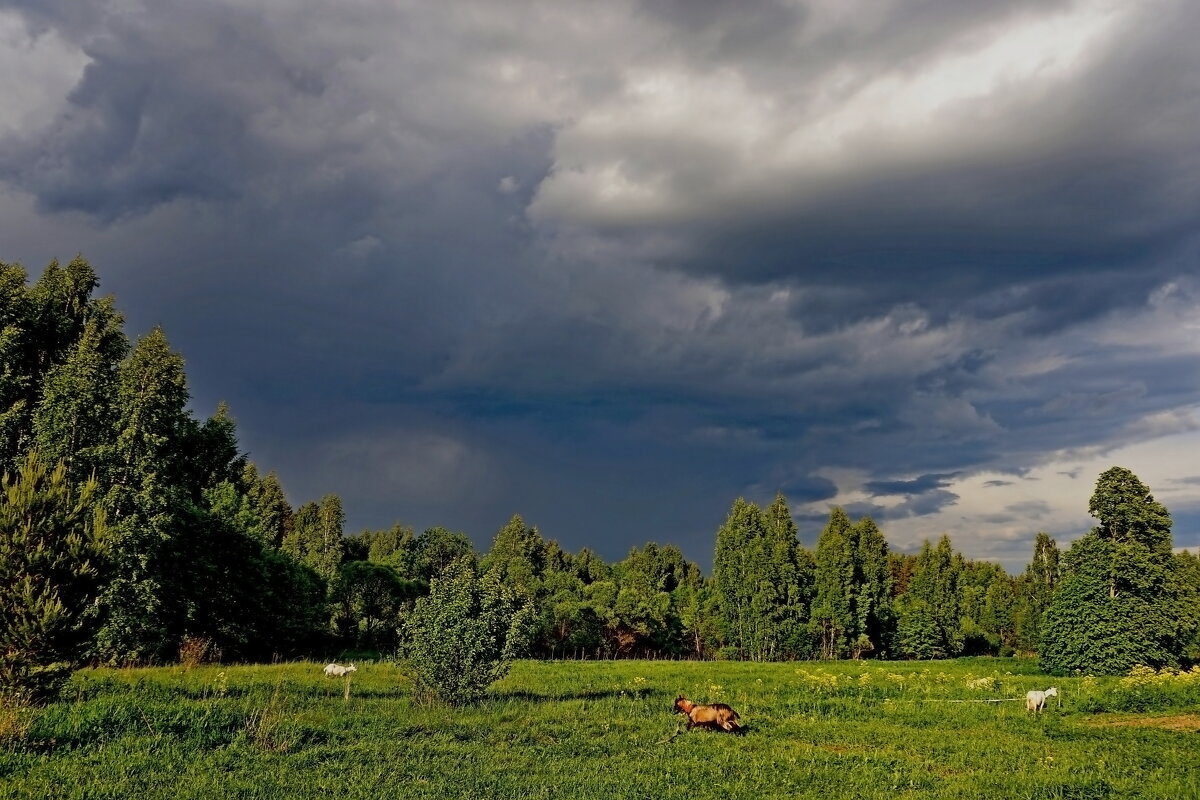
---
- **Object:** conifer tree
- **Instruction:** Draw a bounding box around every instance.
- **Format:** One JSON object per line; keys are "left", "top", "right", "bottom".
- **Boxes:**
{"left": 0, "top": 262, "right": 31, "bottom": 469}
{"left": 32, "top": 299, "right": 128, "bottom": 483}
{"left": 92, "top": 327, "right": 193, "bottom": 662}
{"left": 1, "top": 453, "right": 110, "bottom": 702}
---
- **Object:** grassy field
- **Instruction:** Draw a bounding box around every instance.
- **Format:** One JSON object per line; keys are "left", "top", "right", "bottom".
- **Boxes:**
{"left": 2, "top": 658, "right": 1198, "bottom": 799}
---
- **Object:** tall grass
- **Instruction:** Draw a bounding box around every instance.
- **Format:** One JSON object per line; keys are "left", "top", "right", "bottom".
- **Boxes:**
{"left": 2, "top": 659, "right": 1197, "bottom": 799}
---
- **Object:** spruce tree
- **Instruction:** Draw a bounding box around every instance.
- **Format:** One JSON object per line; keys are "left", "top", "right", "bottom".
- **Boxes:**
{"left": 1, "top": 453, "right": 110, "bottom": 702}
{"left": 32, "top": 299, "right": 128, "bottom": 483}
{"left": 92, "top": 327, "right": 193, "bottom": 663}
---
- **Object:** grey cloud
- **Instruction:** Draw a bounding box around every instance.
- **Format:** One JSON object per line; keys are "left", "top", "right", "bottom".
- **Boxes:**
{"left": 1004, "top": 500, "right": 1052, "bottom": 518}
{"left": 865, "top": 472, "right": 960, "bottom": 498}
{"left": 1, "top": 0, "right": 1198, "bottom": 571}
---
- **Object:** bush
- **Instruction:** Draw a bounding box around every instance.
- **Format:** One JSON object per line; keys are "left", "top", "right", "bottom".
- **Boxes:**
{"left": 404, "top": 558, "right": 532, "bottom": 705}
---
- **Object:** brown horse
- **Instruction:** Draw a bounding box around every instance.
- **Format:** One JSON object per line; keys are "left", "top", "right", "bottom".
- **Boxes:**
{"left": 674, "top": 696, "right": 742, "bottom": 732}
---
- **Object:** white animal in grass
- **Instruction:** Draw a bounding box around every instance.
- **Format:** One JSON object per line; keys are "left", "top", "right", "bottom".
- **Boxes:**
{"left": 1025, "top": 687, "right": 1058, "bottom": 712}
{"left": 323, "top": 662, "right": 357, "bottom": 678}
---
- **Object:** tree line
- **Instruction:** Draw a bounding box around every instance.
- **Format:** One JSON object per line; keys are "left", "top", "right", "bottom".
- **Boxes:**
{"left": 3, "top": 257, "right": 1199, "bottom": 702}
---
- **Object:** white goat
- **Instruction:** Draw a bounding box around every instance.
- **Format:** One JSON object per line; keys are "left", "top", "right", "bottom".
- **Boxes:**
{"left": 1025, "top": 686, "right": 1058, "bottom": 712}
{"left": 323, "top": 662, "right": 357, "bottom": 678}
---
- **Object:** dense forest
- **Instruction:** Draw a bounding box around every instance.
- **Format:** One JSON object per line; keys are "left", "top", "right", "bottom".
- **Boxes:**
{"left": 3, "top": 257, "right": 1199, "bottom": 699}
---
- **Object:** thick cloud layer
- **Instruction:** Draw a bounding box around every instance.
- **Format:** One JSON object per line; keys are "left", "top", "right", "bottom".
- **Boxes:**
{"left": 2, "top": 0, "right": 1198, "bottom": 568}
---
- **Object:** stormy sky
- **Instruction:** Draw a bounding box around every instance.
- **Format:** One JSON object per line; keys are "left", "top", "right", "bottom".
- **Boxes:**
{"left": 2, "top": 0, "right": 1198, "bottom": 570}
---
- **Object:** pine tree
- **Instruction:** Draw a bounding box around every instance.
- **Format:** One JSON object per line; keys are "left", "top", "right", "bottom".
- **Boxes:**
{"left": 92, "top": 327, "right": 193, "bottom": 663}
{"left": 32, "top": 299, "right": 128, "bottom": 484}
{"left": 1, "top": 453, "right": 110, "bottom": 702}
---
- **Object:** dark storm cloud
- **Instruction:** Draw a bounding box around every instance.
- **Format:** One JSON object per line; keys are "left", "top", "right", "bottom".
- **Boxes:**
{"left": 2, "top": 0, "right": 1199, "bottom": 570}
{"left": 865, "top": 472, "right": 959, "bottom": 498}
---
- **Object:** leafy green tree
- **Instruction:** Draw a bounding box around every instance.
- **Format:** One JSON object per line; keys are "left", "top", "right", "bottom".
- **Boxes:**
{"left": 811, "top": 507, "right": 857, "bottom": 658}
{"left": 853, "top": 516, "right": 893, "bottom": 657}
{"left": 763, "top": 494, "right": 813, "bottom": 658}
{"left": 345, "top": 523, "right": 415, "bottom": 566}
{"left": 329, "top": 560, "right": 422, "bottom": 651}
{"left": 1014, "top": 533, "right": 1059, "bottom": 653}
{"left": 538, "top": 566, "right": 602, "bottom": 657}
{"left": 1174, "top": 550, "right": 1200, "bottom": 664}
{"left": 609, "top": 543, "right": 685, "bottom": 656}
{"left": 253, "top": 550, "right": 327, "bottom": 658}
{"left": 284, "top": 495, "right": 345, "bottom": 585}
{"left": 1089, "top": 467, "right": 1172, "bottom": 554}
{"left": 713, "top": 498, "right": 771, "bottom": 659}
{"left": 1, "top": 453, "right": 109, "bottom": 702}
{"left": 675, "top": 563, "right": 721, "bottom": 659}
{"left": 894, "top": 602, "right": 943, "bottom": 659}
{"left": 896, "top": 537, "right": 962, "bottom": 659}
{"left": 957, "top": 560, "right": 1010, "bottom": 655}
{"left": 572, "top": 547, "right": 612, "bottom": 584}
{"left": 482, "top": 514, "right": 546, "bottom": 600}
{"left": 1041, "top": 467, "right": 1180, "bottom": 674}
{"left": 410, "top": 526, "right": 476, "bottom": 583}
{"left": 404, "top": 557, "right": 532, "bottom": 705}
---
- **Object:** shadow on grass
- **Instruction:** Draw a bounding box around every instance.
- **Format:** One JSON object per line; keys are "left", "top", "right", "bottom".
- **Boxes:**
{"left": 490, "top": 689, "right": 628, "bottom": 703}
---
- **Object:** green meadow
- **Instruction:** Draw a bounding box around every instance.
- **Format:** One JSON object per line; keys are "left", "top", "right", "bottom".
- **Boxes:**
{"left": 2, "top": 658, "right": 1198, "bottom": 800}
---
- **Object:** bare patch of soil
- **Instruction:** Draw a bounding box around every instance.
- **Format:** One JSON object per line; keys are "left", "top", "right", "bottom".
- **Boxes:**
{"left": 1083, "top": 713, "right": 1200, "bottom": 733}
